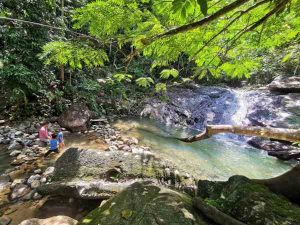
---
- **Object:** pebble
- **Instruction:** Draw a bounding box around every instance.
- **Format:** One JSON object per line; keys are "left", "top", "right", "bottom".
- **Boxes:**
{"left": 0, "top": 216, "right": 11, "bottom": 225}
{"left": 43, "top": 167, "right": 55, "bottom": 176}
{"left": 9, "top": 150, "right": 21, "bottom": 157}
{"left": 34, "top": 169, "right": 42, "bottom": 174}
{"left": 27, "top": 174, "right": 41, "bottom": 184}
{"left": 32, "top": 192, "right": 42, "bottom": 200}
{"left": 30, "top": 180, "right": 41, "bottom": 189}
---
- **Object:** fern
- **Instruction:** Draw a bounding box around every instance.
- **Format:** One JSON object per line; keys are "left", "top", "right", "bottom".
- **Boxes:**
{"left": 136, "top": 77, "right": 154, "bottom": 88}
{"left": 160, "top": 69, "right": 179, "bottom": 80}
{"left": 113, "top": 73, "right": 133, "bottom": 82}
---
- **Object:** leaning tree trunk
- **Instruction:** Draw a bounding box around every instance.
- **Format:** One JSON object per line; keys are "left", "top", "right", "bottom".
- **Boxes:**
{"left": 193, "top": 197, "right": 247, "bottom": 225}
{"left": 179, "top": 125, "right": 300, "bottom": 143}
{"left": 254, "top": 164, "right": 300, "bottom": 204}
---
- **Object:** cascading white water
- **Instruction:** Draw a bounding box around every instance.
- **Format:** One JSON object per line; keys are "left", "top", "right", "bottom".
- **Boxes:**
{"left": 230, "top": 90, "right": 249, "bottom": 125}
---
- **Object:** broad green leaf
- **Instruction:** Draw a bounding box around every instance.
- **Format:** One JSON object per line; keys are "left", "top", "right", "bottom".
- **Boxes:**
{"left": 160, "top": 69, "right": 179, "bottom": 79}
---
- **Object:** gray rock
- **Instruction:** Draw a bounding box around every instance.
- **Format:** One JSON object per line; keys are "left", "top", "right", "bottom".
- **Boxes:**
{"left": 37, "top": 148, "right": 193, "bottom": 199}
{"left": 34, "top": 169, "right": 42, "bottom": 174}
{"left": 43, "top": 167, "right": 55, "bottom": 176}
{"left": 15, "top": 131, "right": 23, "bottom": 136}
{"left": 10, "top": 183, "right": 31, "bottom": 200}
{"left": 27, "top": 174, "right": 41, "bottom": 185}
{"left": 9, "top": 150, "right": 21, "bottom": 157}
{"left": 268, "top": 76, "right": 300, "bottom": 93}
{"left": 30, "top": 180, "right": 41, "bottom": 189}
{"left": 7, "top": 141, "right": 22, "bottom": 151}
{"left": 32, "top": 192, "right": 43, "bottom": 200}
{"left": 58, "top": 103, "right": 91, "bottom": 132}
{"left": 0, "top": 216, "right": 11, "bottom": 225}
{"left": 19, "top": 216, "right": 77, "bottom": 225}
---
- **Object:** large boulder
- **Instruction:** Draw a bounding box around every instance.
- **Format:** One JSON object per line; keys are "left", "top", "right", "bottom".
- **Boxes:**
{"left": 37, "top": 148, "right": 194, "bottom": 199}
{"left": 141, "top": 85, "right": 238, "bottom": 130}
{"left": 19, "top": 216, "right": 77, "bottom": 225}
{"left": 58, "top": 103, "right": 91, "bottom": 132}
{"left": 268, "top": 76, "right": 300, "bottom": 93}
{"left": 78, "top": 181, "right": 209, "bottom": 225}
{"left": 197, "top": 175, "right": 300, "bottom": 225}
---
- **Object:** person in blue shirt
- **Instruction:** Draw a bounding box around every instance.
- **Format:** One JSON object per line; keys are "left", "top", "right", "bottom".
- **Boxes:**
{"left": 44, "top": 133, "right": 59, "bottom": 157}
{"left": 57, "top": 128, "right": 65, "bottom": 150}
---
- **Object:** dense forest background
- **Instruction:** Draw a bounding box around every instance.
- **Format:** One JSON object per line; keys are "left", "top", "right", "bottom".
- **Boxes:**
{"left": 0, "top": 0, "right": 299, "bottom": 120}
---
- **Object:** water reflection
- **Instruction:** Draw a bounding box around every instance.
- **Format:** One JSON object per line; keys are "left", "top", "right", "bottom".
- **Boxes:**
{"left": 114, "top": 118, "right": 294, "bottom": 181}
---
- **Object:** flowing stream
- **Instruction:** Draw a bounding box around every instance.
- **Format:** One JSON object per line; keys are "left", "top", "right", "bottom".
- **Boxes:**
{"left": 114, "top": 89, "right": 295, "bottom": 181}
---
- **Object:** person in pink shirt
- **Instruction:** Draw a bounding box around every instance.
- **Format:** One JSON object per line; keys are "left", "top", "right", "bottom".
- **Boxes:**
{"left": 39, "top": 121, "right": 51, "bottom": 145}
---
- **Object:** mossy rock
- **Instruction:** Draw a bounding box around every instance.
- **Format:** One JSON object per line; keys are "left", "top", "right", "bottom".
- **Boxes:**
{"left": 38, "top": 148, "right": 195, "bottom": 199}
{"left": 198, "top": 175, "right": 300, "bottom": 225}
{"left": 78, "top": 181, "right": 212, "bottom": 225}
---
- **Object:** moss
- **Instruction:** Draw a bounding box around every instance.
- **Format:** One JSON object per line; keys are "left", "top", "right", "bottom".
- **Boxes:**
{"left": 199, "top": 175, "right": 300, "bottom": 225}
{"left": 78, "top": 182, "right": 209, "bottom": 225}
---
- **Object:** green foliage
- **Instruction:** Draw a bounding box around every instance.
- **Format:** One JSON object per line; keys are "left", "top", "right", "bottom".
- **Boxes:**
{"left": 155, "top": 83, "right": 167, "bottom": 93}
{"left": 113, "top": 73, "right": 133, "bottom": 82}
{"left": 39, "top": 41, "right": 108, "bottom": 70}
{"left": 160, "top": 69, "right": 179, "bottom": 80}
{"left": 136, "top": 77, "right": 154, "bottom": 88}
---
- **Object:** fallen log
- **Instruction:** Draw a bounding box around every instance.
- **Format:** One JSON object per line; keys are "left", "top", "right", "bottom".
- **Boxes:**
{"left": 179, "top": 125, "right": 300, "bottom": 143}
{"left": 193, "top": 197, "right": 247, "bottom": 225}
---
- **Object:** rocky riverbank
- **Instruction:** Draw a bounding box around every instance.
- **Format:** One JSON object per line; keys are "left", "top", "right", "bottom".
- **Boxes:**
{"left": 140, "top": 77, "right": 300, "bottom": 161}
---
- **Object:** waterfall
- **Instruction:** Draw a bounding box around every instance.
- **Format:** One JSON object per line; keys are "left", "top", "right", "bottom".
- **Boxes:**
{"left": 230, "top": 90, "right": 249, "bottom": 125}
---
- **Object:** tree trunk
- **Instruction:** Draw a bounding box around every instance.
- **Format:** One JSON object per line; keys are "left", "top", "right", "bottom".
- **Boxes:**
{"left": 254, "top": 165, "right": 300, "bottom": 204}
{"left": 60, "top": 65, "right": 65, "bottom": 82}
{"left": 179, "top": 125, "right": 300, "bottom": 143}
{"left": 193, "top": 197, "right": 247, "bottom": 225}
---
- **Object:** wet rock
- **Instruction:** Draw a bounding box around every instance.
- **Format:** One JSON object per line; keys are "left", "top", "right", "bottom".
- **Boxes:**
{"left": 19, "top": 216, "right": 78, "bottom": 225}
{"left": 141, "top": 85, "right": 238, "bottom": 130}
{"left": 32, "top": 192, "right": 43, "bottom": 200}
{"left": 197, "top": 175, "right": 300, "bottom": 225}
{"left": 10, "top": 183, "right": 31, "bottom": 200}
{"left": 9, "top": 150, "right": 21, "bottom": 157}
{"left": 37, "top": 148, "right": 192, "bottom": 199}
{"left": 34, "top": 169, "right": 42, "bottom": 174}
{"left": 58, "top": 103, "right": 91, "bottom": 132}
{"left": 27, "top": 174, "right": 41, "bottom": 185}
{"left": 30, "top": 180, "right": 41, "bottom": 189}
{"left": 0, "top": 175, "right": 11, "bottom": 191}
{"left": 78, "top": 181, "right": 208, "bottom": 225}
{"left": 0, "top": 216, "right": 11, "bottom": 225}
{"left": 268, "top": 76, "right": 300, "bottom": 93}
{"left": 7, "top": 141, "right": 22, "bottom": 151}
{"left": 43, "top": 167, "right": 55, "bottom": 177}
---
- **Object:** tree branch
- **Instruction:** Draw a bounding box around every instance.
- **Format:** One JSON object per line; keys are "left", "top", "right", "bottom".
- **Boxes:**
{"left": 191, "top": 0, "right": 270, "bottom": 60}
{"left": 0, "top": 16, "right": 102, "bottom": 44}
{"left": 178, "top": 125, "right": 300, "bottom": 143}
{"left": 146, "top": 0, "right": 252, "bottom": 43}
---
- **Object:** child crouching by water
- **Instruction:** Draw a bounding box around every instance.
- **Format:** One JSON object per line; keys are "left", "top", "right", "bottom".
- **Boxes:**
{"left": 57, "top": 128, "right": 65, "bottom": 150}
{"left": 44, "top": 133, "right": 59, "bottom": 157}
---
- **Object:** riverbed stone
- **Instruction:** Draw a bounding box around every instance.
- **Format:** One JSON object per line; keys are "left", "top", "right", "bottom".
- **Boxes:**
{"left": 10, "top": 183, "right": 31, "bottom": 200}
{"left": 0, "top": 216, "right": 11, "bottom": 225}
{"left": 197, "top": 175, "right": 300, "bottom": 225}
{"left": 27, "top": 174, "right": 41, "bottom": 185}
{"left": 9, "top": 150, "right": 21, "bottom": 157}
{"left": 30, "top": 180, "right": 41, "bottom": 189}
{"left": 8, "top": 141, "right": 22, "bottom": 151}
{"left": 43, "top": 167, "right": 55, "bottom": 176}
{"left": 78, "top": 181, "right": 208, "bottom": 225}
{"left": 58, "top": 103, "right": 91, "bottom": 132}
{"left": 19, "top": 216, "right": 78, "bottom": 225}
